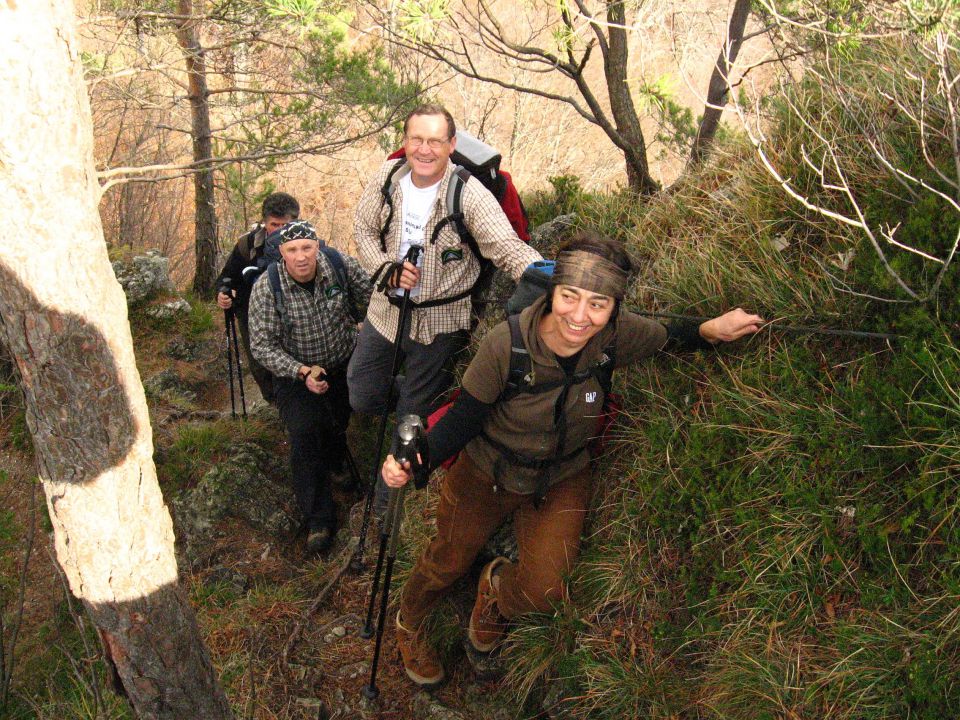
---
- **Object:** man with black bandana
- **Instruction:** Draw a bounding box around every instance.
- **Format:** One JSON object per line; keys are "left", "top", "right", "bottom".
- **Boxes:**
{"left": 249, "top": 220, "right": 373, "bottom": 555}
{"left": 379, "top": 230, "right": 764, "bottom": 688}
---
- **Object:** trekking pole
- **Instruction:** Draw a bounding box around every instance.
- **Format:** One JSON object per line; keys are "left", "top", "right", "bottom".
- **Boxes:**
{"left": 344, "top": 445, "right": 363, "bottom": 490}
{"left": 316, "top": 387, "right": 363, "bottom": 492}
{"left": 350, "top": 245, "right": 423, "bottom": 574}
{"left": 223, "top": 307, "right": 237, "bottom": 419}
{"left": 227, "top": 309, "right": 248, "bottom": 418}
{"left": 361, "top": 415, "right": 423, "bottom": 701}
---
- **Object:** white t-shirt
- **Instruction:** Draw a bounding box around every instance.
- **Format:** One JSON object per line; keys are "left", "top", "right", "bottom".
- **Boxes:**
{"left": 396, "top": 173, "right": 440, "bottom": 299}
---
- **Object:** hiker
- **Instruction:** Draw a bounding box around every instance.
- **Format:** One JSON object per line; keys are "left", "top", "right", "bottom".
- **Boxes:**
{"left": 248, "top": 220, "right": 373, "bottom": 555}
{"left": 379, "top": 230, "right": 764, "bottom": 687}
{"left": 216, "top": 192, "right": 300, "bottom": 404}
{"left": 349, "top": 103, "right": 542, "bottom": 505}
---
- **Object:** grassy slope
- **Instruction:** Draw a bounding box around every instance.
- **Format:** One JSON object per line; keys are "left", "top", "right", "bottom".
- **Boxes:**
{"left": 492, "top": 46, "right": 960, "bottom": 719}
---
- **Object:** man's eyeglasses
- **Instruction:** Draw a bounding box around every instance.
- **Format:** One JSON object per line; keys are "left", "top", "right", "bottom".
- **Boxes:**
{"left": 405, "top": 136, "right": 450, "bottom": 150}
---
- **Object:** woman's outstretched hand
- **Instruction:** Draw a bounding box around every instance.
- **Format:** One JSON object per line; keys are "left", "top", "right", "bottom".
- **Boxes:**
{"left": 699, "top": 308, "right": 764, "bottom": 344}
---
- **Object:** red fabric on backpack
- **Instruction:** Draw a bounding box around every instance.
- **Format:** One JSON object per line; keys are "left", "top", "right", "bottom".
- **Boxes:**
{"left": 426, "top": 389, "right": 461, "bottom": 470}
{"left": 384, "top": 150, "right": 530, "bottom": 244}
{"left": 588, "top": 392, "right": 623, "bottom": 456}
{"left": 497, "top": 169, "right": 530, "bottom": 242}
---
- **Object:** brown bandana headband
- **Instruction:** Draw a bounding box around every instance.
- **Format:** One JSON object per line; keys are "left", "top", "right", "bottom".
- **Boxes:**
{"left": 553, "top": 250, "right": 629, "bottom": 299}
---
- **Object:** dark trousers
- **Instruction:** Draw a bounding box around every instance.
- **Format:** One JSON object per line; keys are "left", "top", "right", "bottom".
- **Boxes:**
{"left": 236, "top": 310, "right": 274, "bottom": 404}
{"left": 400, "top": 452, "right": 593, "bottom": 626}
{"left": 346, "top": 319, "right": 469, "bottom": 419}
{"left": 347, "top": 320, "right": 469, "bottom": 510}
{"left": 274, "top": 369, "right": 350, "bottom": 531}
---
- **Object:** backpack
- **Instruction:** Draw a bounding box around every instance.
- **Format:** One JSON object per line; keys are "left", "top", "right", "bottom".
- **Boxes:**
{"left": 262, "top": 246, "right": 350, "bottom": 337}
{"left": 236, "top": 224, "right": 265, "bottom": 262}
{"left": 426, "top": 267, "right": 622, "bottom": 472}
{"left": 381, "top": 131, "right": 531, "bottom": 320}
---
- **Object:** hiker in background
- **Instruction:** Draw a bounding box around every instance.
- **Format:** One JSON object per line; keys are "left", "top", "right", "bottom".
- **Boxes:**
{"left": 216, "top": 192, "right": 301, "bottom": 404}
{"left": 379, "top": 230, "right": 764, "bottom": 688}
{"left": 248, "top": 221, "right": 373, "bottom": 556}
{"left": 348, "top": 103, "right": 542, "bottom": 509}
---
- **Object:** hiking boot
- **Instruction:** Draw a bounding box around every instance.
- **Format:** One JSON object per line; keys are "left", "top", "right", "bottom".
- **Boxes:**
{"left": 305, "top": 526, "right": 333, "bottom": 557}
{"left": 469, "top": 557, "right": 510, "bottom": 652}
{"left": 395, "top": 612, "right": 445, "bottom": 688}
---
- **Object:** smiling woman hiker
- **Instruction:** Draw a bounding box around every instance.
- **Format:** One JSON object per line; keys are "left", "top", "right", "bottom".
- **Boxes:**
{"left": 380, "top": 230, "right": 763, "bottom": 688}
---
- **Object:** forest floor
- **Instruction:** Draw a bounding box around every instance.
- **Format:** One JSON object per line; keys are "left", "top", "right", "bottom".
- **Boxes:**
{"left": 1, "top": 300, "right": 522, "bottom": 720}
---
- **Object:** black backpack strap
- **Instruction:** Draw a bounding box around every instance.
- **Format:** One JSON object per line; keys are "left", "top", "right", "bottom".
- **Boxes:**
{"left": 267, "top": 262, "right": 292, "bottom": 338}
{"left": 378, "top": 159, "right": 406, "bottom": 252}
{"left": 387, "top": 287, "right": 473, "bottom": 310}
{"left": 595, "top": 341, "right": 616, "bottom": 395}
{"left": 492, "top": 318, "right": 619, "bottom": 508}
{"left": 319, "top": 245, "right": 348, "bottom": 289}
{"left": 501, "top": 313, "right": 531, "bottom": 401}
{"left": 319, "top": 245, "right": 356, "bottom": 318}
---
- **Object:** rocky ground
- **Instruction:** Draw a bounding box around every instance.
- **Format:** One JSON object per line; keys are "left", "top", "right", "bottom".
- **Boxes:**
{"left": 1, "top": 218, "right": 580, "bottom": 718}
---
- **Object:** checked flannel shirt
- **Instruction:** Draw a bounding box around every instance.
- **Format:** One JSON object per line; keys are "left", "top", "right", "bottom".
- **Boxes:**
{"left": 248, "top": 250, "right": 373, "bottom": 379}
{"left": 354, "top": 159, "right": 542, "bottom": 345}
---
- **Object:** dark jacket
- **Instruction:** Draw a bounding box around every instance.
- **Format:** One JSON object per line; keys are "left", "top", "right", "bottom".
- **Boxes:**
{"left": 215, "top": 225, "right": 267, "bottom": 315}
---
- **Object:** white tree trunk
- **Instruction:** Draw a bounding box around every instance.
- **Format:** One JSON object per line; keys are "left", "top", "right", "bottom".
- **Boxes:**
{"left": 0, "top": 1, "right": 232, "bottom": 717}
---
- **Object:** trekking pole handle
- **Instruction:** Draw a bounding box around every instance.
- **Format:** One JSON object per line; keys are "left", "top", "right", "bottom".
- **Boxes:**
{"left": 394, "top": 414, "right": 424, "bottom": 466}
{"left": 404, "top": 245, "right": 423, "bottom": 266}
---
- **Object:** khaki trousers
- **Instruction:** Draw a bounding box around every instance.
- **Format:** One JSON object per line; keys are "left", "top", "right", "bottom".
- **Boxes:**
{"left": 400, "top": 452, "right": 592, "bottom": 626}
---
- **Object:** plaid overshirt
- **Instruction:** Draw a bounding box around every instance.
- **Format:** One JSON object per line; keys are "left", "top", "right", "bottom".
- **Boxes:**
{"left": 248, "top": 251, "right": 373, "bottom": 379}
{"left": 354, "top": 159, "right": 542, "bottom": 344}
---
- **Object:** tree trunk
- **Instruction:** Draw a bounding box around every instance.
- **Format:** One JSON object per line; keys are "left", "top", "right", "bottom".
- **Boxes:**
{"left": 0, "top": 2, "right": 233, "bottom": 718}
{"left": 605, "top": 0, "right": 659, "bottom": 195}
{"left": 689, "top": 0, "right": 752, "bottom": 167}
{"left": 175, "top": 0, "right": 220, "bottom": 296}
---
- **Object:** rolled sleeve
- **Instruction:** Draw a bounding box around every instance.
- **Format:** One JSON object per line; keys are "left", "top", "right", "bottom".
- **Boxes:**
{"left": 462, "top": 179, "right": 542, "bottom": 281}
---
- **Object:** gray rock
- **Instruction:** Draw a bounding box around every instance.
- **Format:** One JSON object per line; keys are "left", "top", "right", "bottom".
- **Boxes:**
{"left": 462, "top": 637, "right": 507, "bottom": 683}
{"left": 529, "top": 214, "right": 578, "bottom": 257}
{"left": 171, "top": 441, "right": 296, "bottom": 567}
{"left": 112, "top": 250, "right": 175, "bottom": 307}
{"left": 165, "top": 337, "right": 218, "bottom": 362}
{"left": 143, "top": 368, "right": 198, "bottom": 403}
{"left": 145, "top": 298, "right": 191, "bottom": 320}
{"left": 411, "top": 693, "right": 471, "bottom": 720}
{"left": 542, "top": 678, "right": 577, "bottom": 719}
{"left": 335, "top": 661, "right": 369, "bottom": 679}
{"left": 204, "top": 565, "right": 250, "bottom": 595}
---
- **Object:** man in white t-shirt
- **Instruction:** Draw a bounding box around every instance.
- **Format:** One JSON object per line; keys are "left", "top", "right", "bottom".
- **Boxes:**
{"left": 349, "top": 104, "right": 542, "bottom": 500}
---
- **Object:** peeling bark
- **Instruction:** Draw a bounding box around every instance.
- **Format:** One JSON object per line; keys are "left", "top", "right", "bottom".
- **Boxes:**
{"left": 0, "top": 1, "right": 232, "bottom": 717}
